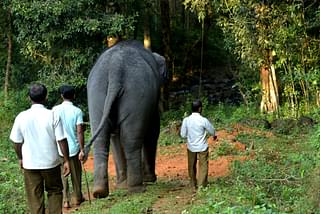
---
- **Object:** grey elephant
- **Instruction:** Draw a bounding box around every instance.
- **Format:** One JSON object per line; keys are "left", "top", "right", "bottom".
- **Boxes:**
{"left": 85, "top": 40, "right": 167, "bottom": 198}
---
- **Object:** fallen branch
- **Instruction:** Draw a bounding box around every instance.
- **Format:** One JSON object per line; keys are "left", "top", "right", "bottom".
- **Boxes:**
{"left": 256, "top": 176, "right": 302, "bottom": 183}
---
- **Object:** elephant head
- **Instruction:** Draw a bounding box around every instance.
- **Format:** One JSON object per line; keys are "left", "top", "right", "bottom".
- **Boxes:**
{"left": 152, "top": 52, "right": 168, "bottom": 85}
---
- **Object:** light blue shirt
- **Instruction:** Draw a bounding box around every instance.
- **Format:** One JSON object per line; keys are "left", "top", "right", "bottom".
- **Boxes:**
{"left": 180, "top": 112, "right": 215, "bottom": 152}
{"left": 52, "top": 101, "right": 83, "bottom": 157}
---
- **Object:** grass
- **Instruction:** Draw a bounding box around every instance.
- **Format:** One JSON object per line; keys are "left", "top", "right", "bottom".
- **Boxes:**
{"left": 184, "top": 132, "right": 318, "bottom": 213}
{"left": 1, "top": 95, "right": 320, "bottom": 213}
{"left": 74, "top": 180, "right": 189, "bottom": 214}
{"left": 0, "top": 129, "right": 26, "bottom": 211}
{"left": 0, "top": 93, "right": 30, "bottom": 213}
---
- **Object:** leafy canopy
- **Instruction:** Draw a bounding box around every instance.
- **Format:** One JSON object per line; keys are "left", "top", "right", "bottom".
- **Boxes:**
{"left": 11, "top": 0, "right": 137, "bottom": 88}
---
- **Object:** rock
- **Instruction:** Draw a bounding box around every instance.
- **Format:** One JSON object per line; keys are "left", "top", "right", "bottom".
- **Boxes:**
{"left": 297, "top": 116, "right": 315, "bottom": 127}
{"left": 270, "top": 119, "right": 297, "bottom": 135}
{"left": 239, "top": 118, "right": 271, "bottom": 129}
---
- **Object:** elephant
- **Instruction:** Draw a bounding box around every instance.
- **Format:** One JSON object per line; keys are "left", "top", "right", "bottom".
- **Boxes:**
{"left": 85, "top": 40, "right": 167, "bottom": 198}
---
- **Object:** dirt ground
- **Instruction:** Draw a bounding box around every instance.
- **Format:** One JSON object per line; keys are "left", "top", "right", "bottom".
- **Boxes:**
{"left": 64, "top": 126, "right": 257, "bottom": 213}
{"left": 83, "top": 129, "right": 247, "bottom": 181}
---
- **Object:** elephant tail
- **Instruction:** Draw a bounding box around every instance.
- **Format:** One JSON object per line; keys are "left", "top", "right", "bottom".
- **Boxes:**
{"left": 84, "top": 87, "right": 123, "bottom": 159}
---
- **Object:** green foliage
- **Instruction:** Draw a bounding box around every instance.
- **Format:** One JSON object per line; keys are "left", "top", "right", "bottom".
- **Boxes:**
{"left": 11, "top": 0, "right": 137, "bottom": 89}
{"left": 0, "top": 91, "right": 30, "bottom": 127}
{"left": 235, "top": 132, "right": 267, "bottom": 148}
{"left": 207, "top": 103, "right": 261, "bottom": 128}
{"left": 158, "top": 127, "right": 182, "bottom": 146}
{"left": 309, "top": 124, "right": 320, "bottom": 150}
{"left": 0, "top": 161, "right": 27, "bottom": 214}
{"left": 0, "top": 159, "right": 27, "bottom": 213}
{"left": 0, "top": 2, "right": 9, "bottom": 88}
{"left": 184, "top": 130, "right": 317, "bottom": 213}
{"left": 106, "top": 192, "right": 154, "bottom": 213}
{"left": 2, "top": 0, "right": 320, "bottom": 212}
{"left": 215, "top": 0, "right": 320, "bottom": 115}
{"left": 183, "top": 0, "right": 213, "bottom": 22}
{"left": 216, "top": 0, "right": 264, "bottom": 70}
{"left": 1, "top": 101, "right": 320, "bottom": 212}
{"left": 210, "top": 140, "right": 240, "bottom": 158}
{"left": 0, "top": 92, "right": 30, "bottom": 213}
{"left": 75, "top": 181, "right": 186, "bottom": 214}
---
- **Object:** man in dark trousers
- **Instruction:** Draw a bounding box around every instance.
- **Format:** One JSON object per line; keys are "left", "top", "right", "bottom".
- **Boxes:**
{"left": 10, "top": 83, "right": 70, "bottom": 214}
{"left": 180, "top": 100, "right": 216, "bottom": 190}
{"left": 53, "top": 85, "right": 85, "bottom": 208}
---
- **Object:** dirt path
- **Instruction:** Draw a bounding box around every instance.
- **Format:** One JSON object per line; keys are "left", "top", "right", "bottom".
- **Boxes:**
{"left": 83, "top": 129, "right": 247, "bottom": 179}
{"left": 64, "top": 127, "right": 254, "bottom": 213}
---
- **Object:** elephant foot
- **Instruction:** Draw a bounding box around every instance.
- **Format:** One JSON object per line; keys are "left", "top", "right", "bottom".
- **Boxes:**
{"left": 116, "top": 179, "right": 127, "bottom": 189}
{"left": 143, "top": 174, "right": 157, "bottom": 183}
{"left": 128, "top": 184, "right": 146, "bottom": 194}
{"left": 93, "top": 186, "right": 109, "bottom": 198}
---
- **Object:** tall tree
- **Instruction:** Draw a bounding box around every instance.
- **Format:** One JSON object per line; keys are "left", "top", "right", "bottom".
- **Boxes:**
{"left": 0, "top": 1, "right": 13, "bottom": 101}
{"left": 216, "top": 0, "right": 320, "bottom": 115}
{"left": 217, "top": 1, "right": 280, "bottom": 114}
{"left": 143, "top": 5, "right": 152, "bottom": 49}
{"left": 160, "top": 0, "right": 173, "bottom": 110}
{"left": 4, "top": 9, "right": 12, "bottom": 102}
{"left": 184, "top": 0, "right": 320, "bottom": 115}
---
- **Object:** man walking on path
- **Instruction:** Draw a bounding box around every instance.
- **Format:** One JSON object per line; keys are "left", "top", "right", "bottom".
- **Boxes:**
{"left": 10, "top": 83, "right": 70, "bottom": 214}
{"left": 180, "top": 100, "right": 216, "bottom": 190}
{"left": 53, "top": 85, "right": 85, "bottom": 208}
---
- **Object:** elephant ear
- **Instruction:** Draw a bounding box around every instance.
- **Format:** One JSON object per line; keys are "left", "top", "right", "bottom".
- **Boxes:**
{"left": 152, "top": 52, "right": 168, "bottom": 85}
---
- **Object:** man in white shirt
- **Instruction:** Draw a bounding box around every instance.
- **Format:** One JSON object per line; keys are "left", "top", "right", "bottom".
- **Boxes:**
{"left": 180, "top": 100, "right": 215, "bottom": 189}
{"left": 10, "top": 83, "right": 70, "bottom": 214}
{"left": 53, "top": 85, "right": 85, "bottom": 208}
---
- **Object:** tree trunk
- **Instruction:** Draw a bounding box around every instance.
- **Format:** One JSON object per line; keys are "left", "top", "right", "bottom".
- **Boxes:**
{"left": 160, "top": 0, "right": 173, "bottom": 111}
{"left": 260, "top": 64, "right": 279, "bottom": 114}
{"left": 143, "top": 8, "right": 151, "bottom": 49}
{"left": 317, "top": 90, "right": 320, "bottom": 107}
{"left": 4, "top": 10, "right": 12, "bottom": 102}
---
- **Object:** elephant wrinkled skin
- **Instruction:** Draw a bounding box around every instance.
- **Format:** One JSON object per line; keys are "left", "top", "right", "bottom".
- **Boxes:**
{"left": 86, "top": 40, "right": 166, "bottom": 198}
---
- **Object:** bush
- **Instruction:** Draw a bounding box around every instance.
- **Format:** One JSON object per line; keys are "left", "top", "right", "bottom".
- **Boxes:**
{"left": 0, "top": 91, "right": 30, "bottom": 213}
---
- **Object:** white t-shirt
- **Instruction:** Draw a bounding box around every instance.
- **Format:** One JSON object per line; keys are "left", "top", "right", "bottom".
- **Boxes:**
{"left": 10, "top": 104, "right": 65, "bottom": 169}
{"left": 180, "top": 112, "right": 215, "bottom": 152}
{"left": 52, "top": 101, "right": 83, "bottom": 157}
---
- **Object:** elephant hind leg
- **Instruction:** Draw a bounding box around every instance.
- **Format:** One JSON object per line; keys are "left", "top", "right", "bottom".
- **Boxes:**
{"left": 93, "top": 165, "right": 109, "bottom": 198}
{"left": 111, "top": 134, "right": 128, "bottom": 190}
{"left": 115, "top": 180, "right": 127, "bottom": 190}
{"left": 143, "top": 173, "right": 157, "bottom": 183}
{"left": 93, "top": 176, "right": 110, "bottom": 198}
{"left": 93, "top": 136, "right": 110, "bottom": 198}
{"left": 143, "top": 142, "right": 157, "bottom": 183}
{"left": 128, "top": 184, "right": 146, "bottom": 193}
{"left": 124, "top": 144, "right": 146, "bottom": 193}
{"left": 142, "top": 113, "right": 159, "bottom": 183}
{"left": 143, "top": 148, "right": 157, "bottom": 183}
{"left": 93, "top": 187, "right": 109, "bottom": 198}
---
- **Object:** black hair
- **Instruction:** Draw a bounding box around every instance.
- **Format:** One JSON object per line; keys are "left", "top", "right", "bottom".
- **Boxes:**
{"left": 59, "top": 85, "right": 75, "bottom": 100}
{"left": 29, "top": 83, "right": 47, "bottom": 103}
{"left": 191, "top": 100, "right": 202, "bottom": 112}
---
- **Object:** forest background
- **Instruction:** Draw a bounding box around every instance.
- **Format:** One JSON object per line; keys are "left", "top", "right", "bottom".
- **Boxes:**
{"left": 1, "top": 0, "right": 320, "bottom": 116}
{"left": 1, "top": 0, "right": 320, "bottom": 213}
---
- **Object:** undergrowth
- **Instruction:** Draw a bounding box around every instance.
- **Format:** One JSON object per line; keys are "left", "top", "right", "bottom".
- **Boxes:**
{"left": 1, "top": 94, "right": 320, "bottom": 213}
{"left": 0, "top": 92, "right": 29, "bottom": 213}
{"left": 183, "top": 126, "right": 320, "bottom": 213}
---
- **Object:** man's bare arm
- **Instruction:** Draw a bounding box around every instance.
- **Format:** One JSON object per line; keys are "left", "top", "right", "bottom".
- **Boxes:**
{"left": 13, "top": 143, "right": 23, "bottom": 168}
{"left": 58, "top": 138, "right": 70, "bottom": 176}
{"left": 77, "top": 124, "right": 85, "bottom": 161}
